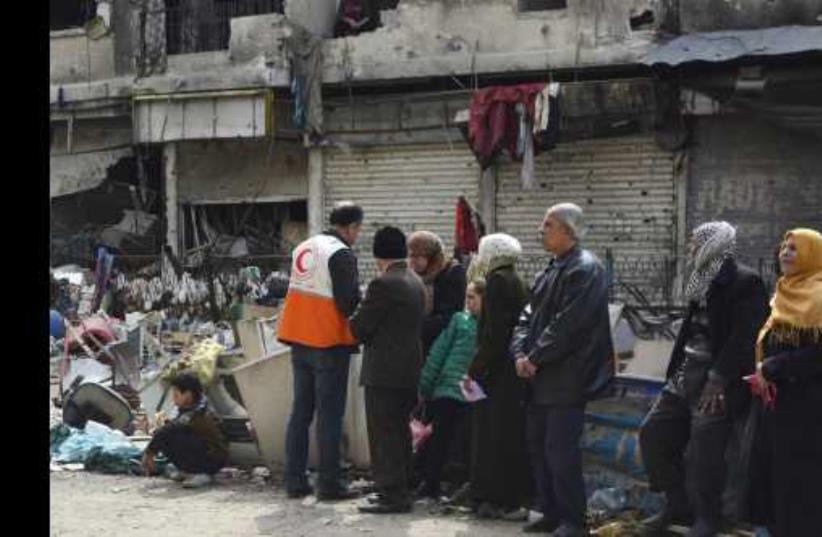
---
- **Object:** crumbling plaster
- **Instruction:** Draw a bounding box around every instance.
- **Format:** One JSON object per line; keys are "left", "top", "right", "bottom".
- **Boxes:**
{"left": 321, "top": 0, "right": 663, "bottom": 83}
{"left": 679, "top": 0, "right": 822, "bottom": 33}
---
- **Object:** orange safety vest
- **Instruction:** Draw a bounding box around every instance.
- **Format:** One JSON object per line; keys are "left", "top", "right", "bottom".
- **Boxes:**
{"left": 277, "top": 234, "right": 357, "bottom": 348}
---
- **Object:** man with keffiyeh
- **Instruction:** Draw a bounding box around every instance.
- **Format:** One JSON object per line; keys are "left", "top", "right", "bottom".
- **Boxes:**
{"left": 638, "top": 221, "right": 769, "bottom": 537}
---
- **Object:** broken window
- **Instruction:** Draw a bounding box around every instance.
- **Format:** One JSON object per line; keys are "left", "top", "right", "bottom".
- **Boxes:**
{"left": 518, "top": 0, "right": 567, "bottom": 12}
{"left": 334, "top": 0, "right": 400, "bottom": 38}
{"left": 50, "top": 0, "right": 96, "bottom": 31}
{"left": 180, "top": 201, "right": 307, "bottom": 259}
{"left": 164, "top": 0, "right": 284, "bottom": 55}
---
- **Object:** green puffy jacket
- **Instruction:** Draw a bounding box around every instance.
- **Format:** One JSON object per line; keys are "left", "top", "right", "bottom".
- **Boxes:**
{"left": 419, "top": 311, "right": 478, "bottom": 402}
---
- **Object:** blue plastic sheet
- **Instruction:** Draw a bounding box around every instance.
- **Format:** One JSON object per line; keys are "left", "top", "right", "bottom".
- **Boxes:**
{"left": 51, "top": 420, "right": 142, "bottom": 471}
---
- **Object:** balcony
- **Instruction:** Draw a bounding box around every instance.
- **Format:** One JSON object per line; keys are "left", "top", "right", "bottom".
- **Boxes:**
{"left": 165, "top": 0, "right": 284, "bottom": 55}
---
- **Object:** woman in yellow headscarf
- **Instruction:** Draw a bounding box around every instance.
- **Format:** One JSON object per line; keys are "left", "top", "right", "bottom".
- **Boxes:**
{"left": 750, "top": 228, "right": 822, "bottom": 537}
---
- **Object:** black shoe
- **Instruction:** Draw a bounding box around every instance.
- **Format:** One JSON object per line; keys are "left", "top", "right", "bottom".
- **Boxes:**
{"left": 358, "top": 500, "right": 412, "bottom": 514}
{"left": 686, "top": 518, "right": 722, "bottom": 537}
{"left": 638, "top": 508, "right": 694, "bottom": 536}
{"left": 522, "top": 516, "right": 560, "bottom": 533}
{"left": 316, "top": 487, "right": 357, "bottom": 501}
{"left": 414, "top": 482, "right": 440, "bottom": 499}
{"left": 286, "top": 486, "right": 313, "bottom": 499}
{"left": 552, "top": 524, "right": 586, "bottom": 537}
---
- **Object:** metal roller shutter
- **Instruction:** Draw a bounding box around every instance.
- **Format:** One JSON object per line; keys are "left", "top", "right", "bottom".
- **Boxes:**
{"left": 497, "top": 135, "right": 677, "bottom": 303}
{"left": 324, "top": 144, "right": 480, "bottom": 278}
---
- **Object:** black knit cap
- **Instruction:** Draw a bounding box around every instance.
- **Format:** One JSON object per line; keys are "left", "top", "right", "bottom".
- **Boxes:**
{"left": 329, "top": 202, "right": 364, "bottom": 226}
{"left": 373, "top": 226, "right": 408, "bottom": 260}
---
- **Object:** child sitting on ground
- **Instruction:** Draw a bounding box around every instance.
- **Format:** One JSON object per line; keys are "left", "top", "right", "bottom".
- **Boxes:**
{"left": 142, "top": 371, "right": 228, "bottom": 488}
{"left": 416, "top": 279, "right": 485, "bottom": 499}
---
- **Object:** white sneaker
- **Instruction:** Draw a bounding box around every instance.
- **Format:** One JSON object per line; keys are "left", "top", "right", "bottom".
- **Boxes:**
{"left": 182, "top": 474, "right": 214, "bottom": 489}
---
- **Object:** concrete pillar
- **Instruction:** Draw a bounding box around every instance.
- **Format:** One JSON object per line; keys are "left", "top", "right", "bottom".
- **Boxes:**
{"left": 479, "top": 166, "right": 497, "bottom": 232}
{"left": 164, "top": 142, "right": 179, "bottom": 255}
{"left": 308, "top": 146, "right": 324, "bottom": 236}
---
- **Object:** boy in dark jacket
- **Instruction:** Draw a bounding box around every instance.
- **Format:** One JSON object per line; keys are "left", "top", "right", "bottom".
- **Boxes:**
{"left": 142, "top": 372, "right": 228, "bottom": 488}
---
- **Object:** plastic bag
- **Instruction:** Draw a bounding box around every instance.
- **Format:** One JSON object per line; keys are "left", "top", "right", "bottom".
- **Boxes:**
{"left": 410, "top": 418, "right": 432, "bottom": 454}
{"left": 52, "top": 420, "right": 141, "bottom": 465}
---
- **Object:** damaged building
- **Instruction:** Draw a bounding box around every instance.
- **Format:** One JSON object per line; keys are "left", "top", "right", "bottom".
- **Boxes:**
{"left": 50, "top": 0, "right": 822, "bottom": 305}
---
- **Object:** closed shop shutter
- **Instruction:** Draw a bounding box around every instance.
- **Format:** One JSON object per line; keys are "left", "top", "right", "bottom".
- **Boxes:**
{"left": 497, "top": 135, "right": 677, "bottom": 303}
{"left": 324, "top": 144, "right": 480, "bottom": 277}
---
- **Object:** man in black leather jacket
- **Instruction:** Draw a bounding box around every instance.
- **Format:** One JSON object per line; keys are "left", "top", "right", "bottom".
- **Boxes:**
{"left": 511, "top": 203, "right": 614, "bottom": 537}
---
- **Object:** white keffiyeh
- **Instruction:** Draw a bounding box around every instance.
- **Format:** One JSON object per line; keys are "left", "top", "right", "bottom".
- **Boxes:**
{"left": 684, "top": 221, "right": 737, "bottom": 302}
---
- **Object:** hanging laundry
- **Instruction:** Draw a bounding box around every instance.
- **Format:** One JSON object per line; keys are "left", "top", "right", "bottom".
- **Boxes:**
{"left": 534, "top": 82, "right": 561, "bottom": 152}
{"left": 467, "top": 83, "right": 546, "bottom": 170}
{"left": 456, "top": 196, "right": 481, "bottom": 257}
{"left": 286, "top": 25, "right": 324, "bottom": 136}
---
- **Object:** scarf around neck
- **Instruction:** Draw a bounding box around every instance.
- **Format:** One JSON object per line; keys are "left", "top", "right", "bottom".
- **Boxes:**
{"left": 756, "top": 228, "right": 822, "bottom": 362}
{"left": 684, "top": 221, "right": 737, "bottom": 303}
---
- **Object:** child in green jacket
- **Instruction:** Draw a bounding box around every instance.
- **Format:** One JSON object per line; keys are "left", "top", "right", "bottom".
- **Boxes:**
{"left": 417, "top": 279, "right": 484, "bottom": 499}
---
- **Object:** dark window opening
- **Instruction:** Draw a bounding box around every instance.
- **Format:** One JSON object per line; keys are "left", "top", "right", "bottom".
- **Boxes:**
{"left": 181, "top": 201, "right": 307, "bottom": 258}
{"left": 630, "top": 10, "right": 655, "bottom": 31}
{"left": 518, "top": 0, "right": 568, "bottom": 12}
{"left": 334, "top": 0, "right": 400, "bottom": 38}
{"left": 165, "top": 0, "right": 284, "bottom": 55}
{"left": 50, "top": 0, "right": 96, "bottom": 31}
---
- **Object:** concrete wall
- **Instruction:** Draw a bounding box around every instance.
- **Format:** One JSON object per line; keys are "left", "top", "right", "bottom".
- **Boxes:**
{"left": 680, "top": 0, "right": 822, "bottom": 33}
{"left": 50, "top": 29, "right": 116, "bottom": 84}
{"left": 284, "top": 0, "right": 338, "bottom": 38}
{"left": 321, "top": 0, "right": 663, "bottom": 83}
{"left": 687, "top": 114, "right": 822, "bottom": 261}
{"left": 176, "top": 139, "right": 307, "bottom": 204}
{"left": 50, "top": 117, "right": 133, "bottom": 156}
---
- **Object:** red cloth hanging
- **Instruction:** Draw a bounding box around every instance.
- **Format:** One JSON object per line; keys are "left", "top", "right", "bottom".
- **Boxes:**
{"left": 456, "top": 196, "right": 480, "bottom": 256}
{"left": 467, "top": 83, "right": 546, "bottom": 170}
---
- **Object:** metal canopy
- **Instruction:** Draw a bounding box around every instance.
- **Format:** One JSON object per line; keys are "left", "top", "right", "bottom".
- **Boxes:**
{"left": 643, "top": 25, "right": 822, "bottom": 66}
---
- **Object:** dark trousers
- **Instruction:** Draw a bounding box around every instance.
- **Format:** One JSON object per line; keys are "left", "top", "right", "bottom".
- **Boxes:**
{"left": 365, "top": 386, "right": 417, "bottom": 503}
{"left": 422, "top": 397, "right": 469, "bottom": 494}
{"left": 150, "top": 426, "right": 225, "bottom": 475}
{"left": 640, "top": 391, "right": 731, "bottom": 523}
{"left": 527, "top": 404, "right": 587, "bottom": 528}
{"left": 284, "top": 345, "right": 351, "bottom": 493}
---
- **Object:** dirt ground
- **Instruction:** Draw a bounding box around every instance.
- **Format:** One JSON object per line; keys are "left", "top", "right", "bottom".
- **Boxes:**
{"left": 50, "top": 470, "right": 534, "bottom": 537}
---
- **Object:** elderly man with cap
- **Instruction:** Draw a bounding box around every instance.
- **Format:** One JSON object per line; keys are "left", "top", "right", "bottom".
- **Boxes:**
{"left": 638, "top": 221, "right": 768, "bottom": 537}
{"left": 510, "top": 203, "right": 614, "bottom": 536}
{"left": 351, "top": 226, "right": 427, "bottom": 514}
{"left": 278, "top": 202, "right": 364, "bottom": 501}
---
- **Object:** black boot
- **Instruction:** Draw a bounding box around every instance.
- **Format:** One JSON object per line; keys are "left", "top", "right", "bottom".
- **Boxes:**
{"left": 638, "top": 489, "right": 693, "bottom": 536}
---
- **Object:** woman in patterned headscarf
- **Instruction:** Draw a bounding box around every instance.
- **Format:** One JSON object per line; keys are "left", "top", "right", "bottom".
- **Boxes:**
{"left": 749, "top": 228, "right": 822, "bottom": 537}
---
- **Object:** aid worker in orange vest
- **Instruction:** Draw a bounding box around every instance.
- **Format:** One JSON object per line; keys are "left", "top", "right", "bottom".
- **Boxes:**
{"left": 278, "top": 202, "right": 364, "bottom": 501}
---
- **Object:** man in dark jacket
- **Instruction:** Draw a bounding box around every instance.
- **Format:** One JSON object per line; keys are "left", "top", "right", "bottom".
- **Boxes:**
{"left": 638, "top": 222, "right": 769, "bottom": 537}
{"left": 279, "top": 202, "right": 363, "bottom": 500}
{"left": 351, "top": 226, "right": 427, "bottom": 514}
{"left": 511, "top": 203, "right": 614, "bottom": 537}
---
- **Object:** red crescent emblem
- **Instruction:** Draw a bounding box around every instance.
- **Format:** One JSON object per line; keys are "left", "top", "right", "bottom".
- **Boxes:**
{"left": 295, "top": 248, "right": 313, "bottom": 275}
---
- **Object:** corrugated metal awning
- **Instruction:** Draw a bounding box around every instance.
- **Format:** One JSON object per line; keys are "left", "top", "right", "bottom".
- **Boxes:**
{"left": 643, "top": 25, "right": 822, "bottom": 66}
{"left": 50, "top": 147, "right": 133, "bottom": 198}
